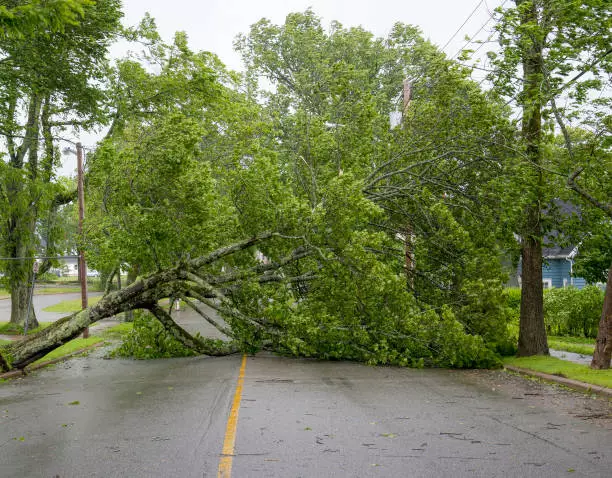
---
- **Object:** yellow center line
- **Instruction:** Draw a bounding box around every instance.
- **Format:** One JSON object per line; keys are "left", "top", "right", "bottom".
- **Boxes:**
{"left": 218, "top": 354, "right": 248, "bottom": 478}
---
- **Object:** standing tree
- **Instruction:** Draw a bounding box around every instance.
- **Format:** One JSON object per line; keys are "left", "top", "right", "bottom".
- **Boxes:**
{"left": 566, "top": 148, "right": 612, "bottom": 369}
{"left": 0, "top": 0, "right": 122, "bottom": 327}
{"left": 491, "top": 0, "right": 611, "bottom": 356}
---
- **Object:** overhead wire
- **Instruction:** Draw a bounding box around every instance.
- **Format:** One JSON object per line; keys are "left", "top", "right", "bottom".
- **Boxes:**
{"left": 444, "top": 0, "right": 509, "bottom": 87}
{"left": 0, "top": 130, "right": 94, "bottom": 150}
{"left": 439, "top": 0, "right": 485, "bottom": 54}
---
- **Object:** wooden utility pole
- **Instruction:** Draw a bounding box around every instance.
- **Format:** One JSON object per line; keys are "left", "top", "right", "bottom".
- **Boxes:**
{"left": 402, "top": 79, "right": 415, "bottom": 289}
{"left": 77, "top": 142, "right": 89, "bottom": 338}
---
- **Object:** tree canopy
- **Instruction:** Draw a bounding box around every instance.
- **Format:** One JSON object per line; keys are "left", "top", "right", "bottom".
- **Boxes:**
{"left": 1, "top": 3, "right": 610, "bottom": 371}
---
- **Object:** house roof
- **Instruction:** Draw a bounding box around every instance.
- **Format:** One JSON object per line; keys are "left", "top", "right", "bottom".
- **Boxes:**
{"left": 543, "top": 244, "right": 577, "bottom": 259}
{"left": 542, "top": 200, "right": 581, "bottom": 259}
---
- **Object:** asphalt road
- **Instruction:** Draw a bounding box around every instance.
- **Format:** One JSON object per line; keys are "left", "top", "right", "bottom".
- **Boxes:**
{"left": 1, "top": 353, "right": 610, "bottom": 478}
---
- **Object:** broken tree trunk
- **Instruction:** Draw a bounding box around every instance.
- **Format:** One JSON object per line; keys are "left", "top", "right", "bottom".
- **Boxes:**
{"left": 0, "top": 232, "right": 308, "bottom": 372}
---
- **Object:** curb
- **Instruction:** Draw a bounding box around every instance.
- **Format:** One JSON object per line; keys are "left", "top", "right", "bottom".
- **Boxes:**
{"left": 504, "top": 365, "right": 612, "bottom": 398}
{"left": 0, "top": 342, "right": 104, "bottom": 380}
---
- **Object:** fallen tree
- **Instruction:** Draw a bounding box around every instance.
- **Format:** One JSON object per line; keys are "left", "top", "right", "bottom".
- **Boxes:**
{"left": 1, "top": 226, "right": 504, "bottom": 372}
{"left": 0, "top": 232, "right": 308, "bottom": 372}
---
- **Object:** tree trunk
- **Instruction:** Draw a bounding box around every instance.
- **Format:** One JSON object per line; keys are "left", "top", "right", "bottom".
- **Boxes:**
{"left": 591, "top": 263, "right": 612, "bottom": 369}
{"left": 518, "top": 234, "right": 548, "bottom": 356}
{"left": 9, "top": 272, "right": 39, "bottom": 330}
{"left": 0, "top": 267, "right": 236, "bottom": 371}
{"left": 123, "top": 265, "right": 139, "bottom": 322}
{"left": 516, "top": 0, "right": 548, "bottom": 357}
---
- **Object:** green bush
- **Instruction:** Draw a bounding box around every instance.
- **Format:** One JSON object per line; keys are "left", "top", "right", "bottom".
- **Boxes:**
{"left": 502, "top": 286, "right": 603, "bottom": 340}
{"left": 112, "top": 310, "right": 195, "bottom": 359}
{"left": 544, "top": 285, "right": 603, "bottom": 338}
{"left": 504, "top": 287, "right": 522, "bottom": 313}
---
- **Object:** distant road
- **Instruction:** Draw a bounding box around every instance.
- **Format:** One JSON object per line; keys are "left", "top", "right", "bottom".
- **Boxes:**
{"left": 0, "top": 291, "right": 103, "bottom": 323}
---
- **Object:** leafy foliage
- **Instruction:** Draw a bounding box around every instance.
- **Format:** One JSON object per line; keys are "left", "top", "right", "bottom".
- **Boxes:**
{"left": 111, "top": 310, "right": 196, "bottom": 359}
{"left": 544, "top": 286, "right": 604, "bottom": 338}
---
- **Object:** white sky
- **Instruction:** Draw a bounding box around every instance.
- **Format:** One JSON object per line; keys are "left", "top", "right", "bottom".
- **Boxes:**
{"left": 60, "top": 0, "right": 505, "bottom": 176}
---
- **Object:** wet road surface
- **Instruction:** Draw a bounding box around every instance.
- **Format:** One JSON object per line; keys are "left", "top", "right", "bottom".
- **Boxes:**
{"left": 1, "top": 353, "right": 610, "bottom": 477}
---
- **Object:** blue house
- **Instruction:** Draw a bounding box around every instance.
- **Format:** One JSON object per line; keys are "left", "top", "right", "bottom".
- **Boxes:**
{"left": 541, "top": 244, "right": 587, "bottom": 290}
{"left": 513, "top": 245, "right": 588, "bottom": 290}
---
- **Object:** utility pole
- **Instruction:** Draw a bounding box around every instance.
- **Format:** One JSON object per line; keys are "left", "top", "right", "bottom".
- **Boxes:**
{"left": 402, "top": 79, "right": 415, "bottom": 289}
{"left": 77, "top": 142, "right": 89, "bottom": 338}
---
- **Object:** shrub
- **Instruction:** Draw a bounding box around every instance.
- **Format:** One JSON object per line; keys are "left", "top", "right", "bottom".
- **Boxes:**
{"left": 544, "top": 285, "right": 603, "bottom": 338}
{"left": 504, "top": 287, "right": 522, "bottom": 313}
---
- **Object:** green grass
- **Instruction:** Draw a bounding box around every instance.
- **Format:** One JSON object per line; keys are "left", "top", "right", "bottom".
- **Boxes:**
{"left": 31, "top": 337, "right": 103, "bottom": 366}
{"left": 548, "top": 337, "right": 595, "bottom": 356}
{"left": 0, "top": 281, "right": 104, "bottom": 299}
{"left": 0, "top": 339, "right": 11, "bottom": 346}
{"left": 549, "top": 335, "right": 596, "bottom": 345}
{"left": 99, "top": 322, "right": 133, "bottom": 339}
{"left": 504, "top": 356, "right": 612, "bottom": 389}
{"left": 30, "top": 322, "right": 133, "bottom": 366}
{"left": 0, "top": 286, "right": 84, "bottom": 299}
{"left": 0, "top": 321, "right": 53, "bottom": 336}
{"left": 42, "top": 296, "right": 102, "bottom": 313}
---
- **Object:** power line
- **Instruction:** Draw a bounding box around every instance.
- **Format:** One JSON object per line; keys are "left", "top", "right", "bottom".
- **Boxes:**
{"left": 438, "top": 0, "right": 509, "bottom": 89}
{"left": 450, "top": 7, "right": 498, "bottom": 60}
{"left": 440, "top": 0, "right": 484, "bottom": 54}
{"left": 0, "top": 255, "right": 78, "bottom": 261}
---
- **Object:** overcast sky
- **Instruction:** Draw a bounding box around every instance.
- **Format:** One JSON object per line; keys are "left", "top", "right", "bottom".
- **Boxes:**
{"left": 61, "top": 0, "right": 505, "bottom": 176}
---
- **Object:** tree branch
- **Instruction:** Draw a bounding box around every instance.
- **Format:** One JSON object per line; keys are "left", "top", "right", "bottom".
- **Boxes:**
{"left": 567, "top": 168, "right": 612, "bottom": 219}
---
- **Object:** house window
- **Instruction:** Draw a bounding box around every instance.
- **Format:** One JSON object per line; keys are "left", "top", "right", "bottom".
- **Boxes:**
{"left": 543, "top": 278, "right": 553, "bottom": 289}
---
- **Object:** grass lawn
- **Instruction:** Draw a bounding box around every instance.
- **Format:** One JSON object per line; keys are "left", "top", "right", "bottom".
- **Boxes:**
{"left": 99, "top": 322, "right": 133, "bottom": 339}
{"left": 548, "top": 336, "right": 595, "bottom": 356}
{"left": 504, "top": 355, "right": 612, "bottom": 389}
{"left": 42, "top": 296, "right": 102, "bottom": 313}
{"left": 1, "top": 281, "right": 104, "bottom": 299}
{"left": 0, "top": 322, "right": 134, "bottom": 374}
{"left": 0, "top": 321, "right": 53, "bottom": 336}
{"left": 30, "top": 322, "right": 133, "bottom": 366}
{"left": 1, "top": 286, "right": 85, "bottom": 299}
{"left": 31, "top": 337, "right": 103, "bottom": 365}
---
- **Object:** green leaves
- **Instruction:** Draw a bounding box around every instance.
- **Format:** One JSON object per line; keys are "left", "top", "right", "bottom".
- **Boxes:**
{"left": 0, "top": 1, "right": 93, "bottom": 39}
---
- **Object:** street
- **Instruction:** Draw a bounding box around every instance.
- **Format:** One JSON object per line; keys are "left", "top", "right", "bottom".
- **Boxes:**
{"left": 1, "top": 352, "right": 610, "bottom": 477}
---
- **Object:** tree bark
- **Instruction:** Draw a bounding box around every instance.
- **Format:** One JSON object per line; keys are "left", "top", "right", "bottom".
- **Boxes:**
{"left": 518, "top": 234, "right": 548, "bottom": 356}
{"left": 9, "top": 279, "right": 39, "bottom": 330}
{"left": 591, "top": 263, "right": 612, "bottom": 369}
{"left": 516, "top": 0, "right": 548, "bottom": 356}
